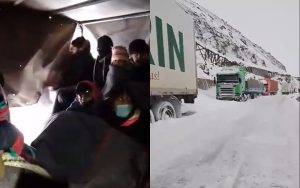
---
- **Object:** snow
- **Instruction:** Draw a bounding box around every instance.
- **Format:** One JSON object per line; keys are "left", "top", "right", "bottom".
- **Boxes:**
{"left": 9, "top": 89, "right": 56, "bottom": 144}
{"left": 178, "top": 0, "right": 288, "bottom": 75}
{"left": 151, "top": 88, "right": 299, "bottom": 188}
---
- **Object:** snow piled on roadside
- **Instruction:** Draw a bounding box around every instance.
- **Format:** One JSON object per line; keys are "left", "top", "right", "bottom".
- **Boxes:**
{"left": 151, "top": 88, "right": 299, "bottom": 188}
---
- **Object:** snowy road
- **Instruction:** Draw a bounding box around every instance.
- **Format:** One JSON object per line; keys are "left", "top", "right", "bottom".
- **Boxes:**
{"left": 151, "top": 88, "right": 299, "bottom": 188}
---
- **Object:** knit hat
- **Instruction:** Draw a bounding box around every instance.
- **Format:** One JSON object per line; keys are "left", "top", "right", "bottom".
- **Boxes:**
{"left": 128, "top": 39, "right": 149, "bottom": 54}
{"left": 111, "top": 46, "right": 129, "bottom": 63}
{"left": 71, "top": 37, "right": 86, "bottom": 48}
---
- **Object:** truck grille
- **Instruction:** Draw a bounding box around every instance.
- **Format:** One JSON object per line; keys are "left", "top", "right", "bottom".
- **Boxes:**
{"left": 220, "top": 85, "right": 234, "bottom": 97}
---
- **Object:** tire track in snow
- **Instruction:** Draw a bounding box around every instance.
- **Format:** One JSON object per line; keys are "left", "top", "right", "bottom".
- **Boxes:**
{"left": 151, "top": 94, "right": 299, "bottom": 188}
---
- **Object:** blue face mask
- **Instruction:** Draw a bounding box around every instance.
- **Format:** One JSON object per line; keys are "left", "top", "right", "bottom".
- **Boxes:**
{"left": 115, "top": 104, "right": 132, "bottom": 118}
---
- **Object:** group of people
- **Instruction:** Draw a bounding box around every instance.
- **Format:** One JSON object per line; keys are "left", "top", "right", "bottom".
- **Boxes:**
{"left": 50, "top": 35, "right": 150, "bottom": 147}
{"left": 0, "top": 35, "right": 150, "bottom": 187}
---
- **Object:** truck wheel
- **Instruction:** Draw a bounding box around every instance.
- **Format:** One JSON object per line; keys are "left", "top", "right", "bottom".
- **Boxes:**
{"left": 169, "top": 97, "right": 182, "bottom": 118}
{"left": 152, "top": 101, "right": 177, "bottom": 121}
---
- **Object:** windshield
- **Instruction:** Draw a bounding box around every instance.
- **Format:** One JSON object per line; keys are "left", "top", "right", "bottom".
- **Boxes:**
{"left": 217, "top": 74, "right": 239, "bottom": 83}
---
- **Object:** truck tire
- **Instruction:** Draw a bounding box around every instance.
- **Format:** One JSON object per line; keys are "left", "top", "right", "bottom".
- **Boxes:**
{"left": 152, "top": 101, "right": 177, "bottom": 121}
{"left": 169, "top": 97, "right": 182, "bottom": 118}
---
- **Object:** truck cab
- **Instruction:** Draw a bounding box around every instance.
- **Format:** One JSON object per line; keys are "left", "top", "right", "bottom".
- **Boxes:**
{"left": 216, "top": 66, "right": 246, "bottom": 101}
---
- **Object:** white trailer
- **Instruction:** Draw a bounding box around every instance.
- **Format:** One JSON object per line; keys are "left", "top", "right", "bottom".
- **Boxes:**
{"left": 281, "top": 78, "right": 298, "bottom": 94}
{"left": 150, "top": 0, "right": 197, "bottom": 122}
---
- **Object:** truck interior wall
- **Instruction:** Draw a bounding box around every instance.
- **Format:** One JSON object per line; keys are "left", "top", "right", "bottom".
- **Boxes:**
{"left": 84, "top": 16, "right": 150, "bottom": 52}
{"left": 0, "top": 4, "right": 76, "bottom": 96}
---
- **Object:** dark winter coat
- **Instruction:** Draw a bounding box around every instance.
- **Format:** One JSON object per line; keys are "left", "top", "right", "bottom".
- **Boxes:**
{"left": 93, "top": 54, "right": 111, "bottom": 89}
{"left": 127, "top": 59, "right": 150, "bottom": 111}
{"left": 31, "top": 111, "right": 148, "bottom": 187}
{"left": 59, "top": 52, "right": 95, "bottom": 88}
{"left": 102, "top": 64, "right": 131, "bottom": 101}
{"left": 52, "top": 86, "right": 76, "bottom": 114}
{"left": 130, "top": 61, "right": 149, "bottom": 82}
{"left": 97, "top": 101, "right": 149, "bottom": 150}
{"left": 66, "top": 101, "right": 98, "bottom": 116}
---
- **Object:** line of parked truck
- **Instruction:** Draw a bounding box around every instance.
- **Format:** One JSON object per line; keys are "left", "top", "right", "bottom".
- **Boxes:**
{"left": 150, "top": 0, "right": 299, "bottom": 122}
{"left": 215, "top": 66, "right": 299, "bottom": 101}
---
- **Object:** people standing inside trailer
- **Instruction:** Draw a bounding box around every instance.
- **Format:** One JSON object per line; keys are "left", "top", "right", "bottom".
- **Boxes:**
{"left": 61, "top": 37, "right": 94, "bottom": 87}
{"left": 51, "top": 37, "right": 95, "bottom": 114}
{"left": 101, "top": 46, "right": 132, "bottom": 101}
{"left": 93, "top": 35, "right": 114, "bottom": 89}
{"left": 98, "top": 85, "right": 149, "bottom": 149}
{"left": 128, "top": 39, "right": 150, "bottom": 82}
{"left": 30, "top": 107, "right": 148, "bottom": 187}
{"left": 127, "top": 39, "right": 150, "bottom": 111}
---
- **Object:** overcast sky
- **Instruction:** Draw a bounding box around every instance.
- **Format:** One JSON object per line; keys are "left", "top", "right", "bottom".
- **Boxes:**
{"left": 195, "top": 0, "right": 299, "bottom": 76}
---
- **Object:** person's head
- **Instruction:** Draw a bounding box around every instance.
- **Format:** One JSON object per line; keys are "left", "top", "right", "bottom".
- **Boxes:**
{"left": 128, "top": 39, "right": 150, "bottom": 65}
{"left": 75, "top": 81, "right": 98, "bottom": 106}
{"left": 111, "top": 46, "right": 129, "bottom": 67}
{"left": 69, "top": 36, "right": 90, "bottom": 54}
{"left": 113, "top": 92, "right": 133, "bottom": 118}
{"left": 0, "top": 86, "right": 9, "bottom": 122}
{"left": 97, "top": 35, "right": 113, "bottom": 57}
{"left": 106, "top": 86, "right": 135, "bottom": 118}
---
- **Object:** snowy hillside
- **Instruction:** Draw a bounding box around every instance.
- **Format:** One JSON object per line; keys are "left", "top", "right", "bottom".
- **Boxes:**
{"left": 177, "top": 0, "right": 287, "bottom": 75}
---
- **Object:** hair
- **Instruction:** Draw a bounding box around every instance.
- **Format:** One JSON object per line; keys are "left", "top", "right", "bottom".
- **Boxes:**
{"left": 128, "top": 39, "right": 149, "bottom": 54}
{"left": 71, "top": 37, "right": 86, "bottom": 48}
{"left": 105, "top": 84, "right": 136, "bottom": 107}
{"left": 97, "top": 35, "right": 113, "bottom": 52}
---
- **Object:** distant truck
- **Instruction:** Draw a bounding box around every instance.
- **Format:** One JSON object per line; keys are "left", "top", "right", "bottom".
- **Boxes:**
{"left": 215, "top": 66, "right": 264, "bottom": 101}
{"left": 261, "top": 78, "right": 278, "bottom": 95}
{"left": 150, "top": 0, "right": 198, "bottom": 122}
{"left": 281, "top": 79, "right": 298, "bottom": 94}
{"left": 245, "top": 78, "right": 264, "bottom": 98}
{"left": 281, "top": 81, "right": 293, "bottom": 95}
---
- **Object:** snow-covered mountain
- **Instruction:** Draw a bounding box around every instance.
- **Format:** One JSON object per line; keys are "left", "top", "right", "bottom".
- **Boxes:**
{"left": 177, "top": 0, "right": 287, "bottom": 75}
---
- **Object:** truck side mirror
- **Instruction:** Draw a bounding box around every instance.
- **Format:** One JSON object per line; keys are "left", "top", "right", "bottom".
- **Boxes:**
{"left": 239, "top": 78, "right": 241, "bottom": 83}
{"left": 214, "top": 77, "right": 216, "bottom": 84}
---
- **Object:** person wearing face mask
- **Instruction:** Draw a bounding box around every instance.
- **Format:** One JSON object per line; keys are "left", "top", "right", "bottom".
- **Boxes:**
{"left": 97, "top": 85, "right": 149, "bottom": 149}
